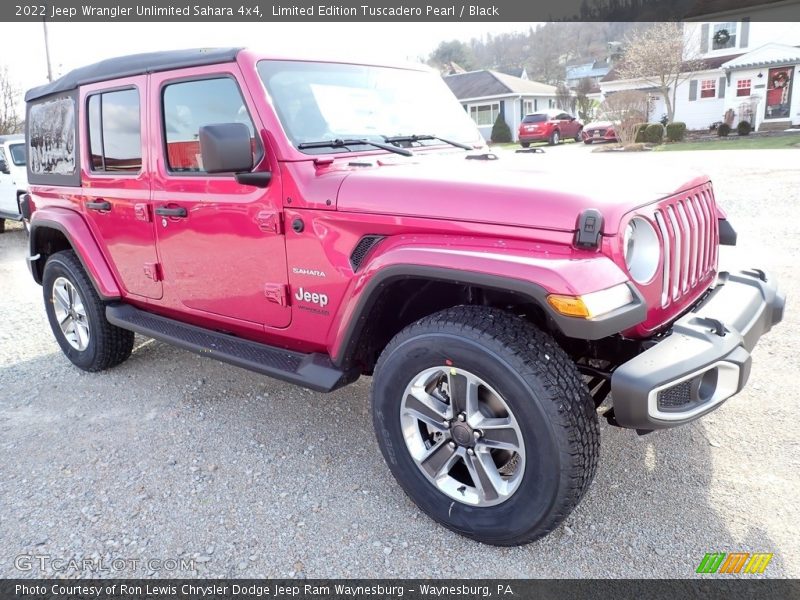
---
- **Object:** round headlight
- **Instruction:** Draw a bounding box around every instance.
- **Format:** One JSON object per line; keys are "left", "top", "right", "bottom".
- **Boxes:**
{"left": 623, "top": 217, "right": 660, "bottom": 283}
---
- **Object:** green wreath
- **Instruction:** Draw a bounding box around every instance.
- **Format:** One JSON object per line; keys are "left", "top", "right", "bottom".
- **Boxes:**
{"left": 713, "top": 29, "right": 731, "bottom": 46}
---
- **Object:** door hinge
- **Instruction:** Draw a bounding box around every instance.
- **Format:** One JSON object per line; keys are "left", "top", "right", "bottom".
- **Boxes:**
{"left": 134, "top": 203, "right": 151, "bottom": 222}
{"left": 256, "top": 210, "right": 283, "bottom": 234}
{"left": 144, "top": 262, "right": 163, "bottom": 282}
{"left": 264, "top": 283, "right": 288, "bottom": 306}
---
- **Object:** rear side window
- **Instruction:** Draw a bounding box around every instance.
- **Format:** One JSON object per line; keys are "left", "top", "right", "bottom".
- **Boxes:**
{"left": 27, "top": 93, "right": 78, "bottom": 184}
{"left": 522, "top": 114, "right": 547, "bottom": 123}
{"left": 162, "top": 77, "right": 262, "bottom": 173}
{"left": 87, "top": 89, "right": 142, "bottom": 173}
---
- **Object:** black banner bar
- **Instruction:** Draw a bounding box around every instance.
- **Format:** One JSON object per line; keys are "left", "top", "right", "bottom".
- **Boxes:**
{"left": 3, "top": 0, "right": 800, "bottom": 22}
{"left": 2, "top": 579, "right": 800, "bottom": 600}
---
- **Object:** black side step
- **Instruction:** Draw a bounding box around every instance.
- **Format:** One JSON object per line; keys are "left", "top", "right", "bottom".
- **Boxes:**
{"left": 106, "top": 304, "right": 357, "bottom": 393}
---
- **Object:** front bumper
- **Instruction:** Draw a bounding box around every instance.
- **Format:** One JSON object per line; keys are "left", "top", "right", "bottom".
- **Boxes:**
{"left": 582, "top": 130, "right": 616, "bottom": 142}
{"left": 611, "top": 269, "right": 785, "bottom": 430}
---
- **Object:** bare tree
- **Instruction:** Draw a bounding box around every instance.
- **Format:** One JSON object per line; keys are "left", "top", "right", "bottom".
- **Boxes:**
{"left": 600, "top": 90, "right": 649, "bottom": 146}
{"left": 616, "top": 22, "right": 705, "bottom": 124}
{"left": 0, "top": 66, "right": 23, "bottom": 135}
{"left": 575, "top": 77, "right": 597, "bottom": 122}
{"left": 556, "top": 83, "right": 576, "bottom": 113}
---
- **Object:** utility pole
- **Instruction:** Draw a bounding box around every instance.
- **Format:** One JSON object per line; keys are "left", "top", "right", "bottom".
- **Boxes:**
{"left": 43, "top": 19, "right": 53, "bottom": 82}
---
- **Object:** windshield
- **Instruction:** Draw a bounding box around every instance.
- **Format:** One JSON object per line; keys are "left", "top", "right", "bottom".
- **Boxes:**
{"left": 522, "top": 114, "right": 548, "bottom": 124}
{"left": 8, "top": 143, "right": 25, "bottom": 166}
{"left": 257, "top": 60, "right": 481, "bottom": 154}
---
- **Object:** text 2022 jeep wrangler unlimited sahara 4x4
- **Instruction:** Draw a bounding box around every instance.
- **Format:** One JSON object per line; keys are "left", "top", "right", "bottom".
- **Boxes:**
{"left": 23, "top": 48, "right": 784, "bottom": 546}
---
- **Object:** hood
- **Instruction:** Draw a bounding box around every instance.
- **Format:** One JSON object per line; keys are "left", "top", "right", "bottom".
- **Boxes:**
{"left": 584, "top": 120, "right": 617, "bottom": 129}
{"left": 335, "top": 151, "right": 710, "bottom": 235}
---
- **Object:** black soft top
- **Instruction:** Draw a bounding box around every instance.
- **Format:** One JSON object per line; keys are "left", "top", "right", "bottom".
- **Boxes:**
{"left": 25, "top": 47, "right": 243, "bottom": 102}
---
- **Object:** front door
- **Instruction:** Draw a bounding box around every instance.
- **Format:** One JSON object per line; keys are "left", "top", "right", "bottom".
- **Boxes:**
{"left": 764, "top": 66, "right": 793, "bottom": 120}
{"left": 150, "top": 68, "right": 291, "bottom": 328}
{"left": 80, "top": 78, "right": 162, "bottom": 299}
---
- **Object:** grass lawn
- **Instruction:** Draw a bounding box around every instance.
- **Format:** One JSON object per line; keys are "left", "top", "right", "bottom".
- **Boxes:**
{"left": 657, "top": 134, "right": 800, "bottom": 151}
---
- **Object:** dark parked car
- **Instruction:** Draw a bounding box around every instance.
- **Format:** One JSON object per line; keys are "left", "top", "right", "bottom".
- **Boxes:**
{"left": 518, "top": 110, "right": 582, "bottom": 147}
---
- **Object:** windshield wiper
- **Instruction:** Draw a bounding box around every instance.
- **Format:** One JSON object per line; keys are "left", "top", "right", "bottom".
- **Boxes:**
{"left": 297, "top": 138, "right": 412, "bottom": 157}
{"left": 383, "top": 134, "right": 473, "bottom": 151}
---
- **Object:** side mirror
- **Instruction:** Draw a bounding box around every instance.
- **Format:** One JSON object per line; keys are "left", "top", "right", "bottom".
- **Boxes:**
{"left": 199, "top": 123, "right": 254, "bottom": 174}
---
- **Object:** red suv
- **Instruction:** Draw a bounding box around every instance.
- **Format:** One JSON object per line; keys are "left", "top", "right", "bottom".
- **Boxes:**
{"left": 518, "top": 110, "right": 583, "bottom": 146}
{"left": 22, "top": 49, "right": 784, "bottom": 546}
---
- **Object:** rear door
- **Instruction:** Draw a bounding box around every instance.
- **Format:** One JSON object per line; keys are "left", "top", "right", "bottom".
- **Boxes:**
{"left": 149, "top": 66, "right": 290, "bottom": 328}
{"left": 80, "top": 78, "right": 162, "bottom": 299}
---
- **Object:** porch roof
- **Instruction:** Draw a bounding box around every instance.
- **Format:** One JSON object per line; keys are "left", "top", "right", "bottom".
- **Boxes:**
{"left": 722, "top": 43, "right": 800, "bottom": 69}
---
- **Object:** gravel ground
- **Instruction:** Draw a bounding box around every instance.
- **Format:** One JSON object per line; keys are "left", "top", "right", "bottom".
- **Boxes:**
{"left": 1, "top": 147, "right": 798, "bottom": 579}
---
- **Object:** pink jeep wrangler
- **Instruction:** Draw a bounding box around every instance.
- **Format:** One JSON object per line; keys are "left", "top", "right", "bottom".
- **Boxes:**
{"left": 22, "top": 48, "right": 784, "bottom": 545}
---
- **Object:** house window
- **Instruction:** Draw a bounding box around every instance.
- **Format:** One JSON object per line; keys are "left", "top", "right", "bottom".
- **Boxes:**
{"left": 523, "top": 99, "right": 536, "bottom": 115}
{"left": 469, "top": 103, "right": 499, "bottom": 127}
{"left": 712, "top": 22, "right": 737, "bottom": 50}
{"left": 736, "top": 79, "right": 751, "bottom": 97}
{"left": 700, "top": 79, "right": 717, "bottom": 99}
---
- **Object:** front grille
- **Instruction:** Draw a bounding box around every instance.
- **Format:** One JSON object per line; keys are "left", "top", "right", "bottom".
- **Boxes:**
{"left": 657, "top": 380, "right": 693, "bottom": 409}
{"left": 653, "top": 184, "right": 718, "bottom": 308}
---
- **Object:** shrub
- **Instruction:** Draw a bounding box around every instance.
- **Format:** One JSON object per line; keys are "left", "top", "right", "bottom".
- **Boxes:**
{"left": 643, "top": 123, "right": 665, "bottom": 144}
{"left": 737, "top": 121, "right": 752, "bottom": 136}
{"left": 491, "top": 114, "right": 512, "bottom": 143}
{"left": 717, "top": 123, "right": 732, "bottom": 137}
{"left": 634, "top": 123, "right": 649, "bottom": 143}
{"left": 666, "top": 122, "right": 687, "bottom": 142}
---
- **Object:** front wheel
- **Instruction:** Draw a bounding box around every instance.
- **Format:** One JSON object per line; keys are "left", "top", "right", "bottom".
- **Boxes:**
{"left": 43, "top": 250, "right": 134, "bottom": 372}
{"left": 574, "top": 130, "right": 582, "bottom": 142}
{"left": 371, "top": 306, "right": 599, "bottom": 546}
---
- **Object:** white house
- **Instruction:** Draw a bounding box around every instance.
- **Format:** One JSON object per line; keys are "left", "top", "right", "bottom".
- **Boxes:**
{"left": 599, "top": 17, "right": 800, "bottom": 131}
{"left": 443, "top": 70, "right": 559, "bottom": 142}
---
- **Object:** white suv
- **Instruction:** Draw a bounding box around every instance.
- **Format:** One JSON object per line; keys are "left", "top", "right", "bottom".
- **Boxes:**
{"left": 0, "top": 134, "right": 28, "bottom": 232}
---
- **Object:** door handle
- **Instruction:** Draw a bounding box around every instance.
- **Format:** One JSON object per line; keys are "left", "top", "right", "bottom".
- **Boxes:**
{"left": 86, "top": 200, "right": 111, "bottom": 211}
{"left": 155, "top": 206, "right": 187, "bottom": 218}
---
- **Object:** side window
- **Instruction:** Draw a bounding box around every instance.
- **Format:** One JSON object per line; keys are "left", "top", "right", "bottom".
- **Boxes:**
{"left": 87, "top": 89, "right": 142, "bottom": 172}
{"left": 27, "top": 93, "right": 77, "bottom": 180}
{"left": 162, "top": 77, "right": 262, "bottom": 173}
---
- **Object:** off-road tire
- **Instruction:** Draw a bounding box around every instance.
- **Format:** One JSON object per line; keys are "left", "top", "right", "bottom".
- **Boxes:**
{"left": 549, "top": 130, "right": 560, "bottom": 145}
{"left": 371, "top": 305, "right": 599, "bottom": 546}
{"left": 520, "top": 142, "right": 530, "bottom": 148}
{"left": 43, "top": 250, "right": 134, "bottom": 372}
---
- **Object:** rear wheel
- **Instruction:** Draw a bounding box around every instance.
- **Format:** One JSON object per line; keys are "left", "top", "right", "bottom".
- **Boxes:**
{"left": 520, "top": 142, "right": 530, "bottom": 148}
{"left": 43, "top": 250, "right": 134, "bottom": 372}
{"left": 549, "top": 130, "right": 560, "bottom": 145}
{"left": 371, "top": 306, "right": 599, "bottom": 546}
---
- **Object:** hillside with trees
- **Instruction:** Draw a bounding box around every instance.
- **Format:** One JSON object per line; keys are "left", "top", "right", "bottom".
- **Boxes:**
{"left": 428, "top": 22, "right": 649, "bottom": 84}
